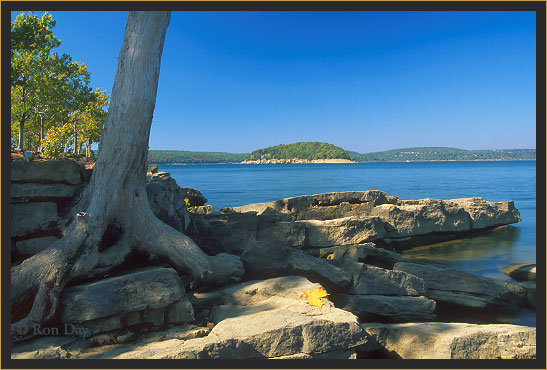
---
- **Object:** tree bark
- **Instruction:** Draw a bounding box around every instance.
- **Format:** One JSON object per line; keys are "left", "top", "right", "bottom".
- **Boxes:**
{"left": 11, "top": 11, "right": 243, "bottom": 339}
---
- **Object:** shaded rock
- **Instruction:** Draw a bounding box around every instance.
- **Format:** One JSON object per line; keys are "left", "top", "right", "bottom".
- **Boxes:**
{"left": 179, "top": 187, "right": 208, "bottom": 207}
{"left": 11, "top": 159, "right": 82, "bottom": 184}
{"left": 336, "top": 294, "right": 436, "bottom": 321}
{"left": 370, "top": 200, "right": 471, "bottom": 238}
{"left": 85, "top": 316, "right": 123, "bottom": 337}
{"left": 393, "top": 262, "right": 527, "bottom": 309}
{"left": 350, "top": 264, "right": 426, "bottom": 296}
{"left": 362, "top": 322, "right": 536, "bottom": 359}
{"left": 142, "top": 308, "right": 165, "bottom": 326}
{"left": 257, "top": 214, "right": 305, "bottom": 248}
{"left": 272, "top": 350, "right": 357, "bottom": 359}
{"left": 11, "top": 183, "right": 78, "bottom": 199}
{"left": 197, "top": 212, "right": 258, "bottom": 254}
{"left": 502, "top": 263, "right": 536, "bottom": 283}
{"left": 139, "top": 325, "right": 210, "bottom": 344}
{"left": 11, "top": 336, "right": 79, "bottom": 359}
{"left": 16, "top": 236, "right": 58, "bottom": 255}
{"left": 165, "top": 297, "right": 195, "bottom": 324}
{"left": 61, "top": 267, "right": 185, "bottom": 324}
{"left": 449, "top": 197, "right": 521, "bottom": 229}
{"left": 146, "top": 172, "right": 191, "bottom": 233}
{"left": 310, "top": 243, "right": 411, "bottom": 269}
{"left": 241, "top": 242, "right": 352, "bottom": 292}
{"left": 298, "top": 216, "right": 385, "bottom": 247}
{"left": 115, "top": 331, "right": 137, "bottom": 344}
{"left": 11, "top": 202, "right": 58, "bottom": 237}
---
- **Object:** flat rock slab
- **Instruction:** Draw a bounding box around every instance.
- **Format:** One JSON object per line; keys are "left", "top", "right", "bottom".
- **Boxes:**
{"left": 393, "top": 262, "right": 526, "bottom": 309}
{"left": 61, "top": 267, "right": 185, "bottom": 323}
{"left": 11, "top": 202, "right": 58, "bottom": 237}
{"left": 241, "top": 242, "right": 352, "bottom": 292}
{"left": 11, "top": 159, "right": 82, "bottom": 184}
{"left": 298, "top": 216, "right": 385, "bottom": 247}
{"left": 336, "top": 294, "right": 436, "bottom": 322}
{"left": 362, "top": 322, "right": 536, "bottom": 359}
{"left": 11, "top": 183, "right": 79, "bottom": 199}
{"left": 115, "top": 301, "right": 366, "bottom": 359}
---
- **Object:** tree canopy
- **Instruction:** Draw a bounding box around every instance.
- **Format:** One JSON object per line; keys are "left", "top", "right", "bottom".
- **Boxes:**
{"left": 11, "top": 11, "right": 108, "bottom": 157}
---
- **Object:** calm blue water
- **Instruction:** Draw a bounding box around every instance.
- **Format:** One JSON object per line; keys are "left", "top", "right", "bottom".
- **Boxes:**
{"left": 159, "top": 161, "right": 537, "bottom": 324}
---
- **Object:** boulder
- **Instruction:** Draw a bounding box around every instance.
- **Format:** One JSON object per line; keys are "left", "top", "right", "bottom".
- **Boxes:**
{"left": 61, "top": 267, "right": 185, "bottom": 324}
{"left": 11, "top": 159, "right": 82, "bottom": 184}
{"left": 11, "top": 183, "right": 79, "bottom": 199}
{"left": 298, "top": 216, "right": 385, "bottom": 247}
{"left": 241, "top": 242, "right": 352, "bottom": 292}
{"left": 362, "top": 322, "right": 536, "bottom": 359}
{"left": 11, "top": 202, "right": 58, "bottom": 237}
{"left": 16, "top": 236, "right": 58, "bottom": 255}
{"left": 502, "top": 263, "right": 536, "bottom": 283}
{"left": 146, "top": 172, "right": 191, "bottom": 233}
{"left": 393, "top": 262, "right": 527, "bottom": 309}
{"left": 113, "top": 276, "right": 368, "bottom": 359}
{"left": 335, "top": 294, "right": 436, "bottom": 321}
{"left": 448, "top": 197, "right": 521, "bottom": 229}
{"left": 350, "top": 264, "right": 426, "bottom": 296}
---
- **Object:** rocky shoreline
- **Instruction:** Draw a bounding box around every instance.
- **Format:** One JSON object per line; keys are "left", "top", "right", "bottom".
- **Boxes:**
{"left": 10, "top": 160, "right": 536, "bottom": 360}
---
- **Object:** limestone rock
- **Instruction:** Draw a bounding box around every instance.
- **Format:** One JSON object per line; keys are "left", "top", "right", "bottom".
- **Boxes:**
{"left": 165, "top": 297, "right": 195, "bottom": 324}
{"left": 257, "top": 214, "right": 305, "bottom": 248}
{"left": 11, "top": 183, "right": 78, "bottom": 199}
{"left": 370, "top": 200, "right": 471, "bottom": 238}
{"left": 197, "top": 212, "right": 258, "bottom": 254}
{"left": 228, "top": 190, "right": 389, "bottom": 219}
{"left": 393, "top": 262, "right": 527, "bottom": 309}
{"left": 61, "top": 267, "right": 185, "bottom": 323}
{"left": 11, "top": 202, "right": 58, "bottom": 237}
{"left": 449, "top": 197, "right": 521, "bottom": 229}
{"left": 16, "top": 236, "right": 58, "bottom": 255}
{"left": 350, "top": 264, "right": 426, "bottom": 296}
{"left": 362, "top": 322, "right": 536, "bottom": 359}
{"left": 241, "top": 242, "right": 352, "bottom": 292}
{"left": 114, "top": 276, "right": 368, "bottom": 359}
{"left": 146, "top": 172, "right": 191, "bottom": 233}
{"left": 336, "top": 294, "right": 436, "bottom": 321}
{"left": 298, "top": 216, "right": 385, "bottom": 247}
{"left": 11, "top": 159, "right": 82, "bottom": 184}
{"left": 179, "top": 187, "right": 208, "bottom": 206}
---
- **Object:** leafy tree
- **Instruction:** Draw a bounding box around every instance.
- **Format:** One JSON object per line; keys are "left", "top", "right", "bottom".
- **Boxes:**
{"left": 11, "top": 11, "right": 102, "bottom": 155}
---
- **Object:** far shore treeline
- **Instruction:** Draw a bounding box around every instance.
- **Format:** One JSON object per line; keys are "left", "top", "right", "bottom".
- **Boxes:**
{"left": 147, "top": 143, "right": 536, "bottom": 164}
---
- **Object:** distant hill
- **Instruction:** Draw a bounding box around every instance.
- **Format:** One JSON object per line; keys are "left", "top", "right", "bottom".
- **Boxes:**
{"left": 148, "top": 150, "right": 246, "bottom": 164}
{"left": 244, "top": 142, "right": 351, "bottom": 161}
{"left": 144, "top": 146, "right": 535, "bottom": 165}
{"left": 348, "top": 147, "right": 536, "bottom": 162}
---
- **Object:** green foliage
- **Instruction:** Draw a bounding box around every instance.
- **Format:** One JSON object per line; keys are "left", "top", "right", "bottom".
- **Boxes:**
{"left": 148, "top": 150, "right": 247, "bottom": 164}
{"left": 244, "top": 142, "right": 351, "bottom": 161}
{"left": 348, "top": 147, "right": 536, "bottom": 162}
{"left": 10, "top": 11, "right": 108, "bottom": 156}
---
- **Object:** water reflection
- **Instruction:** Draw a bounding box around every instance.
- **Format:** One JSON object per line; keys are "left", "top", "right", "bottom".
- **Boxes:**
{"left": 401, "top": 226, "right": 521, "bottom": 264}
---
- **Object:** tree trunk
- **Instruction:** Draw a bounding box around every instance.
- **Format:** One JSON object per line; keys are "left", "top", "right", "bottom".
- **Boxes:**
{"left": 11, "top": 11, "right": 243, "bottom": 339}
{"left": 18, "top": 112, "right": 26, "bottom": 151}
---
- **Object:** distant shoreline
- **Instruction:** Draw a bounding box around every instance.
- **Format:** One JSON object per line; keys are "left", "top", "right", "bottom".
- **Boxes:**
{"left": 149, "top": 158, "right": 536, "bottom": 166}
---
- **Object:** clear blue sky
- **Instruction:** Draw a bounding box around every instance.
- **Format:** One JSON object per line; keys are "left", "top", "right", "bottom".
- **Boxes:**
{"left": 12, "top": 11, "right": 536, "bottom": 153}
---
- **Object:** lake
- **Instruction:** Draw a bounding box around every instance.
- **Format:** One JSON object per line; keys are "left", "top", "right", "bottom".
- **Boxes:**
{"left": 158, "top": 160, "right": 537, "bottom": 325}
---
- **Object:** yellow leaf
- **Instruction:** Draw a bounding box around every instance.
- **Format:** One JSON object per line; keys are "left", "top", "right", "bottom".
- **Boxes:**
{"left": 303, "top": 286, "right": 329, "bottom": 307}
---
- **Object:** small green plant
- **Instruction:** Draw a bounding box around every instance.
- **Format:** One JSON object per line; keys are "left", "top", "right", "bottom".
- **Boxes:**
{"left": 184, "top": 197, "right": 198, "bottom": 213}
